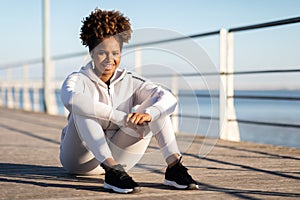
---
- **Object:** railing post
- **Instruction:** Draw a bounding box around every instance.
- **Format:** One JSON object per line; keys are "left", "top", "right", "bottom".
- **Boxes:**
{"left": 219, "top": 29, "right": 228, "bottom": 140}
{"left": 6, "top": 68, "right": 14, "bottom": 109}
{"left": 23, "top": 64, "right": 31, "bottom": 111}
{"left": 226, "top": 32, "right": 240, "bottom": 141}
{"left": 7, "top": 86, "right": 14, "bottom": 109}
{"left": 14, "top": 84, "right": 20, "bottom": 109}
{"left": 219, "top": 29, "right": 240, "bottom": 141}
{"left": 33, "top": 85, "right": 40, "bottom": 112}
{"left": 43, "top": 0, "right": 57, "bottom": 115}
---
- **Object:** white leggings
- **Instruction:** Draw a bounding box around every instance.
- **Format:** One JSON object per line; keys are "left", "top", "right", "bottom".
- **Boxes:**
{"left": 60, "top": 112, "right": 180, "bottom": 175}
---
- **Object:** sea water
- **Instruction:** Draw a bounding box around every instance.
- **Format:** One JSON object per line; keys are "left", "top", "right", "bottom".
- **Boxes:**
{"left": 177, "top": 90, "right": 300, "bottom": 148}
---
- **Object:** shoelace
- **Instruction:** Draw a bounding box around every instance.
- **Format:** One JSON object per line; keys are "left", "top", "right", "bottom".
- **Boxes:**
{"left": 176, "top": 163, "right": 194, "bottom": 181}
{"left": 111, "top": 165, "right": 132, "bottom": 181}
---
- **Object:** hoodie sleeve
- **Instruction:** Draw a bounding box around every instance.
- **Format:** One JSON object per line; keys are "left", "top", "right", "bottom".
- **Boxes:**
{"left": 61, "top": 72, "right": 127, "bottom": 126}
{"left": 133, "top": 76, "right": 178, "bottom": 121}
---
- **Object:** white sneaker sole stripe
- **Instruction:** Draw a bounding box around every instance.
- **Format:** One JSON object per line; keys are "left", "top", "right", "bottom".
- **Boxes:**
{"left": 103, "top": 182, "right": 134, "bottom": 193}
{"left": 163, "top": 179, "right": 188, "bottom": 189}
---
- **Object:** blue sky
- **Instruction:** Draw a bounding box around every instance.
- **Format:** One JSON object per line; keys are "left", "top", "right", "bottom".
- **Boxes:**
{"left": 0, "top": 0, "right": 300, "bottom": 89}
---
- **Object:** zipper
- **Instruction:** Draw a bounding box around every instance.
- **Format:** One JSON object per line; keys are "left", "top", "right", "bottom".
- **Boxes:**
{"left": 95, "top": 82, "right": 112, "bottom": 130}
{"left": 105, "top": 84, "right": 112, "bottom": 130}
{"left": 107, "top": 84, "right": 110, "bottom": 96}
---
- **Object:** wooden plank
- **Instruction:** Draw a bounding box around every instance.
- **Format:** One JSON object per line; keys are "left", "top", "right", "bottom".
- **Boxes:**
{"left": 0, "top": 107, "right": 299, "bottom": 199}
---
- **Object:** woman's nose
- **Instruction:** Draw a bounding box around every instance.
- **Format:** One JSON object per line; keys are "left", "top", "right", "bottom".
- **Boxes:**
{"left": 106, "top": 53, "right": 114, "bottom": 62}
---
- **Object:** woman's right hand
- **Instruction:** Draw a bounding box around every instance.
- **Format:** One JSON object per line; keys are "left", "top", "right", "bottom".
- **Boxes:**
{"left": 126, "top": 112, "right": 152, "bottom": 125}
{"left": 124, "top": 112, "right": 151, "bottom": 138}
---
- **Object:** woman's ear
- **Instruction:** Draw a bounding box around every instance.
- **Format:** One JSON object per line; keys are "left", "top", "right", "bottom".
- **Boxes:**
{"left": 91, "top": 60, "right": 95, "bottom": 69}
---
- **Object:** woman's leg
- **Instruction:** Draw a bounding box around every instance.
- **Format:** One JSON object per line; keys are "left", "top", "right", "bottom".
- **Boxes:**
{"left": 106, "top": 116, "right": 181, "bottom": 172}
{"left": 107, "top": 126, "right": 152, "bottom": 171}
{"left": 60, "top": 114, "right": 142, "bottom": 193}
{"left": 60, "top": 108, "right": 180, "bottom": 174}
{"left": 106, "top": 101, "right": 181, "bottom": 171}
{"left": 60, "top": 115, "right": 110, "bottom": 174}
{"left": 149, "top": 116, "right": 181, "bottom": 163}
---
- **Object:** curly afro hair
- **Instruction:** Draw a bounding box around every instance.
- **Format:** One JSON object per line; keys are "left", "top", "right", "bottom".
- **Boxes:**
{"left": 80, "top": 8, "right": 132, "bottom": 51}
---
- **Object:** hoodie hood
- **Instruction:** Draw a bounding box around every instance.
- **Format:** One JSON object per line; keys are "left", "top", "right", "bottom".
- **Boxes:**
{"left": 80, "top": 61, "right": 127, "bottom": 88}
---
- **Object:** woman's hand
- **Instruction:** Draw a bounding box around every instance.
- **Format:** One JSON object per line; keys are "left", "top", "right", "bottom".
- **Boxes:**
{"left": 124, "top": 113, "right": 151, "bottom": 139}
{"left": 126, "top": 112, "right": 152, "bottom": 125}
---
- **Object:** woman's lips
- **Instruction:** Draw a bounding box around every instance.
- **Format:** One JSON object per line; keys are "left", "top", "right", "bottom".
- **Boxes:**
{"left": 103, "top": 64, "right": 114, "bottom": 71}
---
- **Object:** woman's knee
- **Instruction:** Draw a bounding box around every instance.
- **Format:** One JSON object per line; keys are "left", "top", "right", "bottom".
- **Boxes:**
{"left": 149, "top": 116, "right": 172, "bottom": 135}
{"left": 60, "top": 155, "right": 104, "bottom": 175}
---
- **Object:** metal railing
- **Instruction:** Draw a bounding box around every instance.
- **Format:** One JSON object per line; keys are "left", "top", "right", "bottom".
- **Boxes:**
{"left": 0, "top": 16, "right": 300, "bottom": 142}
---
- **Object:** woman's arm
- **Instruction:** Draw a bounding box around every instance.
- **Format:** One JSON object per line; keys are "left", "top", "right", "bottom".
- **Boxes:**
{"left": 134, "top": 80, "right": 178, "bottom": 122}
{"left": 61, "top": 72, "right": 127, "bottom": 126}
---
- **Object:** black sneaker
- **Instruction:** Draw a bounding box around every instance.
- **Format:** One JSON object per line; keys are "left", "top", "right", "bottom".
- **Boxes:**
{"left": 164, "top": 157, "right": 199, "bottom": 189}
{"left": 103, "top": 164, "right": 141, "bottom": 194}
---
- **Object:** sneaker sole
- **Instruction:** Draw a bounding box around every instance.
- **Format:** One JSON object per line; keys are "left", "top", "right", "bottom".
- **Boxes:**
{"left": 164, "top": 179, "right": 199, "bottom": 190}
{"left": 103, "top": 182, "right": 134, "bottom": 194}
{"left": 164, "top": 179, "right": 188, "bottom": 189}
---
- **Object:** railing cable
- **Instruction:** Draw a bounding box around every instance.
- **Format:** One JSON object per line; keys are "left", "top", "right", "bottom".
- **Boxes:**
{"left": 229, "top": 16, "right": 300, "bottom": 32}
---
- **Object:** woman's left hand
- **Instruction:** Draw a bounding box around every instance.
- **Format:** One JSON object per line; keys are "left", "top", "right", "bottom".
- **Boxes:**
{"left": 126, "top": 112, "right": 152, "bottom": 125}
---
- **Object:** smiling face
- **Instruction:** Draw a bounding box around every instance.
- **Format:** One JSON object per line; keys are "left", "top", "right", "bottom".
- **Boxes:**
{"left": 90, "top": 36, "right": 121, "bottom": 83}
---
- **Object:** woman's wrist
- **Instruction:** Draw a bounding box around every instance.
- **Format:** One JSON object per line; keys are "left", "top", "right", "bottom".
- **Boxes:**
{"left": 109, "top": 109, "right": 128, "bottom": 126}
{"left": 144, "top": 106, "right": 161, "bottom": 121}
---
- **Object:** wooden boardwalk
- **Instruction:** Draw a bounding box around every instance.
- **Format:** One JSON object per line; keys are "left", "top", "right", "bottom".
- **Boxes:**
{"left": 0, "top": 107, "right": 299, "bottom": 200}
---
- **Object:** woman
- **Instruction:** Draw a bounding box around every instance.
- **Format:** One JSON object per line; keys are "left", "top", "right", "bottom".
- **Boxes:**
{"left": 60, "top": 8, "right": 198, "bottom": 194}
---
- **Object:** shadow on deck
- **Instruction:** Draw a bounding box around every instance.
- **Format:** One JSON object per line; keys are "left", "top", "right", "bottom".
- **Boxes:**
{"left": 0, "top": 107, "right": 299, "bottom": 199}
